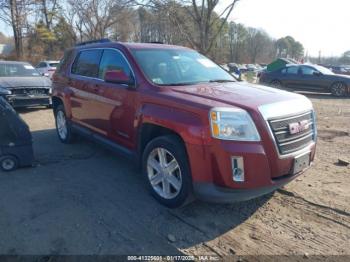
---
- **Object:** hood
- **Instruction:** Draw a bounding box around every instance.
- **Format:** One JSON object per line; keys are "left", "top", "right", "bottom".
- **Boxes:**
{"left": 169, "top": 81, "right": 310, "bottom": 112}
{"left": 0, "top": 77, "right": 52, "bottom": 89}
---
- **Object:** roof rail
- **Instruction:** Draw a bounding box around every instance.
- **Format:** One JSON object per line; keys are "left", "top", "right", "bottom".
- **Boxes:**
{"left": 76, "top": 38, "right": 111, "bottom": 46}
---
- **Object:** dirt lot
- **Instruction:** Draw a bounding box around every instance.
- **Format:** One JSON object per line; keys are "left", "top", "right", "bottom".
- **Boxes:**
{"left": 0, "top": 93, "right": 349, "bottom": 257}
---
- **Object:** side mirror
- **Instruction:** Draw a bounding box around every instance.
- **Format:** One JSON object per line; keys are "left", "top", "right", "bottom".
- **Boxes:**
{"left": 313, "top": 71, "right": 321, "bottom": 76}
{"left": 104, "top": 70, "right": 134, "bottom": 86}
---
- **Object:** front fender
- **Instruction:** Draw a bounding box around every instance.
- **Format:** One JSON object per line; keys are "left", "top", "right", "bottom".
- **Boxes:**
{"left": 139, "top": 103, "right": 207, "bottom": 145}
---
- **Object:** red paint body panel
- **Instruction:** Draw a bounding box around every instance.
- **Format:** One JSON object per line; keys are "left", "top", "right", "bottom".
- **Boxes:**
{"left": 52, "top": 42, "right": 317, "bottom": 201}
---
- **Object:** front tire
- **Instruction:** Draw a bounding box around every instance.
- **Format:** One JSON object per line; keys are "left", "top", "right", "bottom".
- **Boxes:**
{"left": 142, "top": 135, "right": 193, "bottom": 208}
{"left": 0, "top": 156, "right": 18, "bottom": 172}
{"left": 330, "top": 82, "right": 347, "bottom": 97}
{"left": 55, "top": 104, "right": 75, "bottom": 143}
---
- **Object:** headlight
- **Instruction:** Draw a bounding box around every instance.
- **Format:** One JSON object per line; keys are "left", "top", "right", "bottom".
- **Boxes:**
{"left": 0, "top": 87, "right": 11, "bottom": 95}
{"left": 210, "top": 107, "right": 260, "bottom": 141}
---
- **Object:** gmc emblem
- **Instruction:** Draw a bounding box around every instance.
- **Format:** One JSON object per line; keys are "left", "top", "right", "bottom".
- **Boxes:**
{"left": 289, "top": 120, "right": 311, "bottom": 135}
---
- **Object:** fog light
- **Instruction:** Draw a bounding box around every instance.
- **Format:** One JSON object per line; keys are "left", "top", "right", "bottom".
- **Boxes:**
{"left": 232, "top": 156, "right": 245, "bottom": 182}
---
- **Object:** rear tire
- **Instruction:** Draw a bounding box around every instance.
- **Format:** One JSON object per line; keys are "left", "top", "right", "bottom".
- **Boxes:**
{"left": 330, "top": 82, "right": 347, "bottom": 97}
{"left": 55, "top": 104, "right": 75, "bottom": 144}
{"left": 0, "top": 156, "right": 18, "bottom": 172}
{"left": 142, "top": 135, "right": 193, "bottom": 208}
{"left": 270, "top": 79, "right": 282, "bottom": 88}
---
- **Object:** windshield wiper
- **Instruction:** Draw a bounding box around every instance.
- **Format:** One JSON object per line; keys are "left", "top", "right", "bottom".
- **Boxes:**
{"left": 209, "top": 79, "right": 236, "bottom": 83}
{"left": 158, "top": 82, "right": 201, "bottom": 86}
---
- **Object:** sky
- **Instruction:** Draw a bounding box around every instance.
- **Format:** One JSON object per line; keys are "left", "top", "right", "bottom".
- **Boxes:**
{"left": 1, "top": 0, "right": 349, "bottom": 57}
{"left": 217, "top": 0, "right": 350, "bottom": 57}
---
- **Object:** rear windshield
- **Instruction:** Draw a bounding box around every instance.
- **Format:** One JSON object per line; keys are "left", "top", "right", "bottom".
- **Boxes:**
{"left": 0, "top": 63, "right": 40, "bottom": 77}
{"left": 131, "top": 49, "right": 235, "bottom": 86}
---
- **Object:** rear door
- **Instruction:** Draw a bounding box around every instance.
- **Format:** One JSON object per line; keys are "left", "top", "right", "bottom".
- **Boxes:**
{"left": 281, "top": 66, "right": 300, "bottom": 88}
{"left": 69, "top": 49, "right": 103, "bottom": 132}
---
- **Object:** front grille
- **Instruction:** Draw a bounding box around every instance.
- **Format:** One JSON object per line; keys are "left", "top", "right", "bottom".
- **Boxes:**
{"left": 268, "top": 111, "right": 315, "bottom": 155}
{"left": 11, "top": 88, "right": 49, "bottom": 96}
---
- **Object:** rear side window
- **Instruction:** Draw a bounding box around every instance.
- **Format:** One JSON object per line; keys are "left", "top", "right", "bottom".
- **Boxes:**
{"left": 98, "top": 49, "right": 132, "bottom": 80}
{"left": 71, "top": 49, "right": 102, "bottom": 78}
{"left": 56, "top": 50, "right": 73, "bottom": 74}
{"left": 36, "top": 62, "right": 47, "bottom": 68}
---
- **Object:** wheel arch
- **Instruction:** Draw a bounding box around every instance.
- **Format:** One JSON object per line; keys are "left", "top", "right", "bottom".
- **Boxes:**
{"left": 52, "top": 96, "right": 63, "bottom": 113}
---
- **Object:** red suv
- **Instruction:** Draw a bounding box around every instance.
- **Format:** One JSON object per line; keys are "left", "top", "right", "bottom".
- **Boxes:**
{"left": 52, "top": 40, "right": 317, "bottom": 208}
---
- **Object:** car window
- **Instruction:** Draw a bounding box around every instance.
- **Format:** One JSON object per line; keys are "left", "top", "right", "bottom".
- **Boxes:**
{"left": 71, "top": 49, "right": 102, "bottom": 78}
{"left": 98, "top": 49, "right": 132, "bottom": 80}
{"left": 49, "top": 63, "right": 59, "bottom": 67}
{"left": 286, "top": 66, "right": 298, "bottom": 74}
{"left": 0, "top": 63, "right": 40, "bottom": 77}
{"left": 36, "top": 62, "right": 47, "bottom": 68}
{"left": 301, "top": 66, "right": 317, "bottom": 75}
{"left": 132, "top": 49, "right": 234, "bottom": 85}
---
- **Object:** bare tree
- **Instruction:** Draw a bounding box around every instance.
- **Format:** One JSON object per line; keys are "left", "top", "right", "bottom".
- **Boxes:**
{"left": 0, "top": 0, "right": 32, "bottom": 58}
{"left": 68, "top": 0, "right": 134, "bottom": 41}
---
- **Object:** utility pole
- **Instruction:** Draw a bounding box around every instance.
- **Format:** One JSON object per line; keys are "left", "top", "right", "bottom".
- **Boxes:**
{"left": 318, "top": 50, "right": 322, "bottom": 64}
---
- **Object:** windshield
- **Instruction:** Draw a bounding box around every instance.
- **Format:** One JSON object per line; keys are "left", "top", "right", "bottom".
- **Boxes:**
{"left": 49, "top": 63, "right": 59, "bottom": 67}
{"left": 131, "top": 49, "right": 235, "bottom": 85}
{"left": 0, "top": 63, "right": 41, "bottom": 77}
{"left": 314, "top": 65, "right": 334, "bottom": 75}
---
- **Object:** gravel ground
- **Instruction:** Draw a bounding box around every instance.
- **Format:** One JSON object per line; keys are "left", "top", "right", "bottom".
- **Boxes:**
{"left": 0, "top": 93, "right": 349, "bottom": 256}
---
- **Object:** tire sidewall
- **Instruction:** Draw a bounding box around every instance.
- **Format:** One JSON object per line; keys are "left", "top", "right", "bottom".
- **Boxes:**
{"left": 0, "top": 156, "right": 18, "bottom": 172}
{"left": 142, "top": 135, "right": 192, "bottom": 208}
{"left": 271, "top": 80, "right": 282, "bottom": 88}
{"left": 55, "top": 105, "right": 74, "bottom": 143}
{"left": 331, "top": 82, "right": 346, "bottom": 97}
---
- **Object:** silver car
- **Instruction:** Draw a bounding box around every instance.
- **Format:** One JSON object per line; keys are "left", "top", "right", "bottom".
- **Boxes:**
{"left": 35, "top": 60, "right": 60, "bottom": 78}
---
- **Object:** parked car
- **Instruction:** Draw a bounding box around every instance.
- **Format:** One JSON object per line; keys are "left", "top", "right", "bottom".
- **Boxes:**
{"left": 259, "top": 64, "right": 350, "bottom": 97}
{"left": 0, "top": 61, "right": 52, "bottom": 108}
{"left": 35, "top": 60, "right": 60, "bottom": 78}
{"left": 52, "top": 40, "right": 317, "bottom": 208}
{"left": 331, "top": 66, "right": 350, "bottom": 76}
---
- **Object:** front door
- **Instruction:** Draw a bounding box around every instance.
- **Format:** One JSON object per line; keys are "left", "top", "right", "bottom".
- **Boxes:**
{"left": 91, "top": 49, "right": 137, "bottom": 149}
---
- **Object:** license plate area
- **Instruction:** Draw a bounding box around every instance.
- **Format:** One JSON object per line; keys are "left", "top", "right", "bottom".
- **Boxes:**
{"left": 293, "top": 152, "right": 310, "bottom": 174}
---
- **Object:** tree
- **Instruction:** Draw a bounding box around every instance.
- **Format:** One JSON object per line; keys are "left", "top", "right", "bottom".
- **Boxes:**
{"left": 68, "top": 0, "right": 134, "bottom": 41}
{"left": 0, "top": 0, "right": 32, "bottom": 58}
{"left": 35, "top": 0, "right": 60, "bottom": 53}
{"left": 276, "top": 36, "right": 304, "bottom": 60}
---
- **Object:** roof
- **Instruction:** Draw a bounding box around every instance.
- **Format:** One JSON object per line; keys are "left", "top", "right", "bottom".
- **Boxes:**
{"left": 75, "top": 41, "right": 191, "bottom": 51}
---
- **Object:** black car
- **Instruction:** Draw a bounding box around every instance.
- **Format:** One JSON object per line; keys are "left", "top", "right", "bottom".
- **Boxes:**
{"left": 0, "top": 61, "right": 52, "bottom": 108}
{"left": 259, "top": 64, "right": 350, "bottom": 97}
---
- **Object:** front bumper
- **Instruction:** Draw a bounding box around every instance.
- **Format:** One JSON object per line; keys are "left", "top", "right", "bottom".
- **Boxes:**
{"left": 186, "top": 140, "right": 316, "bottom": 203}
{"left": 7, "top": 95, "right": 51, "bottom": 108}
{"left": 193, "top": 179, "right": 291, "bottom": 203}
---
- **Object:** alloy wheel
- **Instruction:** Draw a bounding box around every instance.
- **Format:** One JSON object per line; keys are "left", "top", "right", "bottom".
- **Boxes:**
{"left": 56, "top": 110, "right": 68, "bottom": 140}
{"left": 331, "top": 83, "right": 346, "bottom": 97}
{"left": 1, "top": 158, "right": 15, "bottom": 171}
{"left": 147, "top": 147, "right": 182, "bottom": 200}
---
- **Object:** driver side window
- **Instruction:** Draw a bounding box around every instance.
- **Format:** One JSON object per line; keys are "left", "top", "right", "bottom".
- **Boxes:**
{"left": 98, "top": 49, "right": 132, "bottom": 80}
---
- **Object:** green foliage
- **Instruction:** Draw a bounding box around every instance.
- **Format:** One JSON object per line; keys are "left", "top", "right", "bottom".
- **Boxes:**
{"left": 276, "top": 36, "right": 304, "bottom": 60}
